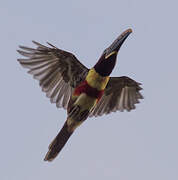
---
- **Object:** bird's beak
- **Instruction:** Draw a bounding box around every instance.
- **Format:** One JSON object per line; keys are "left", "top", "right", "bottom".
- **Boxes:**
{"left": 105, "top": 28, "right": 132, "bottom": 59}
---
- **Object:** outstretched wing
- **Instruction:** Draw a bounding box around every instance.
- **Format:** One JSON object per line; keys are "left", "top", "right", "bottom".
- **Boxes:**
{"left": 17, "top": 41, "right": 89, "bottom": 109}
{"left": 89, "top": 76, "right": 143, "bottom": 117}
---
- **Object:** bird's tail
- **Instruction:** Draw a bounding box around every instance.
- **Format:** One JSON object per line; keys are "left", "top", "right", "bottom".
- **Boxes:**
{"left": 44, "top": 121, "right": 73, "bottom": 162}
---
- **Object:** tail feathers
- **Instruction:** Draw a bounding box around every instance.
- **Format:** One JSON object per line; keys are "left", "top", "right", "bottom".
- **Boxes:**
{"left": 44, "top": 121, "right": 73, "bottom": 162}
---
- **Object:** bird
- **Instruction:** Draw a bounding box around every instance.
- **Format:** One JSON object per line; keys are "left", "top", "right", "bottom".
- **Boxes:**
{"left": 17, "top": 28, "right": 143, "bottom": 162}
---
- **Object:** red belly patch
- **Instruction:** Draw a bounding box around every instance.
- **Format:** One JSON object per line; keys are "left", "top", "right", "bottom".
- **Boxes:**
{"left": 74, "top": 80, "right": 104, "bottom": 100}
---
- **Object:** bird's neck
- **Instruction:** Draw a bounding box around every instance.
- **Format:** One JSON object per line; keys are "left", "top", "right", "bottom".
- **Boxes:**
{"left": 86, "top": 68, "right": 110, "bottom": 91}
{"left": 94, "top": 54, "right": 117, "bottom": 76}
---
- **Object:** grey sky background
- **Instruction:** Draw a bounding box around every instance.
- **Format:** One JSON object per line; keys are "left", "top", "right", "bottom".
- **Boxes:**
{"left": 1, "top": 0, "right": 178, "bottom": 179}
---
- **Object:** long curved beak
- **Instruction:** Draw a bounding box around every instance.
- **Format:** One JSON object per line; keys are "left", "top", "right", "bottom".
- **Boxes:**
{"left": 105, "top": 29, "right": 132, "bottom": 58}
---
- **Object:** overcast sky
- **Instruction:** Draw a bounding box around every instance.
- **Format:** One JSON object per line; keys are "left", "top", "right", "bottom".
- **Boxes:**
{"left": 1, "top": 0, "right": 178, "bottom": 179}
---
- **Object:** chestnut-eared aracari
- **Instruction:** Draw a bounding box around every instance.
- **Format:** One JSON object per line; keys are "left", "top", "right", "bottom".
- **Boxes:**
{"left": 17, "top": 29, "right": 143, "bottom": 161}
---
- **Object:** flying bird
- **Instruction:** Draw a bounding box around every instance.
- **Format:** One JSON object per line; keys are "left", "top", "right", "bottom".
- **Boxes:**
{"left": 17, "top": 29, "right": 143, "bottom": 162}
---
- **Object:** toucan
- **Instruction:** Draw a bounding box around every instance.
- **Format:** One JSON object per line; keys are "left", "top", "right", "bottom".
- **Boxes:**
{"left": 17, "top": 28, "right": 143, "bottom": 162}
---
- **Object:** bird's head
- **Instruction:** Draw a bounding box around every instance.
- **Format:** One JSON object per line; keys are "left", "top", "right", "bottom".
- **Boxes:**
{"left": 94, "top": 28, "right": 132, "bottom": 76}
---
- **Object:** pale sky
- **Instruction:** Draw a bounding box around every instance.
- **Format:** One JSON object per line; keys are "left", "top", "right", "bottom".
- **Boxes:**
{"left": 1, "top": 0, "right": 178, "bottom": 179}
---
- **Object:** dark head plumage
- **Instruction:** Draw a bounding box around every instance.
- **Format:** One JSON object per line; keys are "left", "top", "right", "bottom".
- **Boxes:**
{"left": 94, "top": 29, "right": 132, "bottom": 76}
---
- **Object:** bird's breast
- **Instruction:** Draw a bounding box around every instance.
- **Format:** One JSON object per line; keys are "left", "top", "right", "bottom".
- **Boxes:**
{"left": 73, "top": 80, "right": 104, "bottom": 100}
{"left": 85, "top": 68, "right": 110, "bottom": 91}
{"left": 73, "top": 68, "right": 109, "bottom": 101}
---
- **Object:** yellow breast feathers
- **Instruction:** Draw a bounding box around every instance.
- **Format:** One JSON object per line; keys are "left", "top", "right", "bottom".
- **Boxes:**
{"left": 86, "top": 68, "right": 110, "bottom": 91}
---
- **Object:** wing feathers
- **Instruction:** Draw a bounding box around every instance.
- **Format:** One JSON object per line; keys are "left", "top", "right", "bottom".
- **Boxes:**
{"left": 18, "top": 41, "right": 88, "bottom": 110}
{"left": 40, "top": 69, "right": 60, "bottom": 91}
{"left": 89, "top": 76, "right": 143, "bottom": 117}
